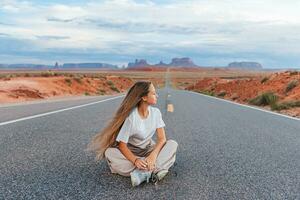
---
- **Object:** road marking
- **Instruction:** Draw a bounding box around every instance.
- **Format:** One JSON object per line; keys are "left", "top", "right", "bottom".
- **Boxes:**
{"left": 189, "top": 90, "right": 300, "bottom": 121}
{"left": 0, "top": 95, "right": 125, "bottom": 126}
{"left": 167, "top": 104, "right": 174, "bottom": 112}
{"left": 0, "top": 95, "right": 115, "bottom": 108}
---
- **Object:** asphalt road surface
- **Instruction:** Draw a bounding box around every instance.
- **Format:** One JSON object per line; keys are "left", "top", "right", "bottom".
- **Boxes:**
{"left": 0, "top": 86, "right": 299, "bottom": 199}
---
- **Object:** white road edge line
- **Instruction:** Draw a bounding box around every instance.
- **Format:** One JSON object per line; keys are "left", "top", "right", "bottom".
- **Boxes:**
{"left": 188, "top": 90, "right": 300, "bottom": 121}
{"left": 0, "top": 95, "right": 115, "bottom": 108}
{"left": 0, "top": 95, "right": 125, "bottom": 127}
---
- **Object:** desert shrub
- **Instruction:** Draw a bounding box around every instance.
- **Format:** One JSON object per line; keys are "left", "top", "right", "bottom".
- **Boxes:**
{"left": 94, "top": 74, "right": 100, "bottom": 78}
{"left": 41, "top": 71, "right": 53, "bottom": 77}
{"left": 73, "top": 77, "right": 82, "bottom": 84}
{"left": 217, "top": 90, "right": 226, "bottom": 97}
{"left": 249, "top": 92, "right": 278, "bottom": 107}
{"left": 24, "top": 73, "right": 31, "bottom": 77}
{"left": 98, "top": 88, "right": 106, "bottom": 93}
{"left": 65, "top": 78, "right": 72, "bottom": 86}
{"left": 4, "top": 74, "right": 12, "bottom": 78}
{"left": 97, "top": 88, "right": 106, "bottom": 95}
{"left": 84, "top": 91, "right": 90, "bottom": 96}
{"left": 110, "top": 86, "right": 120, "bottom": 93}
{"left": 106, "top": 80, "right": 114, "bottom": 86}
{"left": 67, "top": 74, "right": 74, "bottom": 78}
{"left": 272, "top": 100, "right": 300, "bottom": 111}
{"left": 198, "top": 90, "right": 215, "bottom": 96}
{"left": 1, "top": 74, "right": 10, "bottom": 80}
{"left": 260, "top": 77, "right": 269, "bottom": 84}
{"left": 289, "top": 71, "right": 299, "bottom": 76}
{"left": 285, "top": 80, "right": 298, "bottom": 93}
{"left": 89, "top": 75, "right": 97, "bottom": 79}
{"left": 231, "top": 93, "right": 239, "bottom": 100}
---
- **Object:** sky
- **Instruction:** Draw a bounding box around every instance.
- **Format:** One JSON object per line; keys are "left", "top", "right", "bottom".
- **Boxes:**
{"left": 0, "top": 0, "right": 300, "bottom": 68}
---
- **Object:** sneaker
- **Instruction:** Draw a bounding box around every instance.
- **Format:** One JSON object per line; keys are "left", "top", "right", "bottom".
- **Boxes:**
{"left": 157, "top": 169, "right": 169, "bottom": 180}
{"left": 151, "top": 169, "right": 169, "bottom": 183}
{"left": 130, "top": 169, "right": 152, "bottom": 187}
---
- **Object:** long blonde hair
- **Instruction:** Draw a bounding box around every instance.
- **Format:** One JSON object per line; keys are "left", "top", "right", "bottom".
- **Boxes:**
{"left": 86, "top": 80, "right": 152, "bottom": 162}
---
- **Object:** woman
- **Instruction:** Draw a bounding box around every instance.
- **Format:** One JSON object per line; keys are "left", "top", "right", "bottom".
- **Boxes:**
{"left": 86, "top": 81, "right": 178, "bottom": 187}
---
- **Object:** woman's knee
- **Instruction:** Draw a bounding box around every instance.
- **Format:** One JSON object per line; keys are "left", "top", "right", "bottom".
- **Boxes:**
{"left": 166, "top": 139, "right": 178, "bottom": 149}
{"left": 104, "top": 147, "right": 117, "bottom": 159}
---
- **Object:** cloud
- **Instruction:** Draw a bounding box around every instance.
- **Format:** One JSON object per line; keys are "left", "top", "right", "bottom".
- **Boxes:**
{"left": 0, "top": 0, "right": 35, "bottom": 13}
{"left": 0, "top": 32, "right": 10, "bottom": 37}
{"left": 47, "top": 17, "right": 76, "bottom": 23}
{"left": 0, "top": 21, "right": 15, "bottom": 26}
{"left": 35, "top": 35, "right": 71, "bottom": 40}
{"left": 0, "top": 0, "right": 300, "bottom": 67}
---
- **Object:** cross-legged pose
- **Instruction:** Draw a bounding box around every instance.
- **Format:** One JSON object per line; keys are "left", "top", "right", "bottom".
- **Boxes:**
{"left": 87, "top": 81, "right": 178, "bottom": 187}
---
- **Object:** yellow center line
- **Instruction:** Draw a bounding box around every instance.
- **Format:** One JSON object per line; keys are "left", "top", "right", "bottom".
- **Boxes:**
{"left": 167, "top": 103, "right": 174, "bottom": 112}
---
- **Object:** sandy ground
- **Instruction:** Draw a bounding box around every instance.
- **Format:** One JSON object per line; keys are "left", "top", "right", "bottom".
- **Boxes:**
{"left": 0, "top": 75, "right": 134, "bottom": 104}
{"left": 183, "top": 70, "right": 300, "bottom": 118}
{"left": 0, "top": 69, "right": 167, "bottom": 104}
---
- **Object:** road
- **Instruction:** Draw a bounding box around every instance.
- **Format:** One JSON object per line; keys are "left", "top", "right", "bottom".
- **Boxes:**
{"left": 0, "top": 72, "right": 299, "bottom": 199}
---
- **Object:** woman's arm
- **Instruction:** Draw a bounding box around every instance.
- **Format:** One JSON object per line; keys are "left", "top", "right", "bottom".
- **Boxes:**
{"left": 118, "top": 141, "right": 148, "bottom": 170}
{"left": 144, "top": 127, "right": 167, "bottom": 171}
{"left": 149, "top": 127, "right": 167, "bottom": 157}
{"left": 118, "top": 141, "right": 138, "bottom": 164}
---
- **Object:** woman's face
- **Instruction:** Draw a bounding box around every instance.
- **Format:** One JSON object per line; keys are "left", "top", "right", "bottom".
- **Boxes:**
{"left": 143, "top": 83, "right": 158, "bottom": 105}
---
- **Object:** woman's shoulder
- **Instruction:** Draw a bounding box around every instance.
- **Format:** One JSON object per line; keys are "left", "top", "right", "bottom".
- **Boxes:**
{"left": 127, "top": 106, "right": 137, "bottom": 120}
{"left": 150, "top": 106, "right": 161, "bottom": 115}
{"left": 126, "top": 106, "right": 160, "bottom": 120}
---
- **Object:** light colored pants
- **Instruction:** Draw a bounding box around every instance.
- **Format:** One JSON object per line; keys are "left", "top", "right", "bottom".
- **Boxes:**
{"left": 104, "top": 139, "right": 178, "bottom": 177}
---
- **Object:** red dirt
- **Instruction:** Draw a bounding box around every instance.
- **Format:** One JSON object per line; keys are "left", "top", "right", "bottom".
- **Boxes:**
{"left": 185, "top": 70, "right": 300, "bottom": 118}
{"left": 0, "top": 75, "right": 134, "bottom": 104}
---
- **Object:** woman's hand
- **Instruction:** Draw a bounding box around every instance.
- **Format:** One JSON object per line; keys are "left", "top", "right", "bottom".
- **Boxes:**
{"left": 134, "top": 158, "right": 148, "bottom": 170}
{"left": 145, "top": 154, "right": 157, "bottom": 171}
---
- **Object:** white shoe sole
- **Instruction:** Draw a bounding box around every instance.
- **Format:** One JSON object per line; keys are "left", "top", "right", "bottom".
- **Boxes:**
{"left": 130, "top": 170, "right": 151, "bottom": 187}
{"left": 157, "top": 170, "right": 169, "bottom": 181}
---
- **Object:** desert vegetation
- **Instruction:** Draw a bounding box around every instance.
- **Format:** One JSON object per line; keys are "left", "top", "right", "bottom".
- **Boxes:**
{"left": 184, "top": 70, "right": 300, "bottom": 117}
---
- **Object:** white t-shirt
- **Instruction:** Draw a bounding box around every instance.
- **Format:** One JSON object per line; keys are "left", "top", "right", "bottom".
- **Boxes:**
{"left": 116, "top": 105, "right": 166, "bottom": 149}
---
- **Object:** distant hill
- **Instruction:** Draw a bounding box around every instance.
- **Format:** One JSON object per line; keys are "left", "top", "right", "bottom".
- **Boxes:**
{"left": 62, "top": 63, "right": 118, "bottom": 69}
{"left": 0, "top": 63, "right": 119, "bottom": 70}
{"left": 227, "top": 62, "right": 263, "bottom": 70}
{"left": 169, "top": 57, "right": 197, "bottom": 67}
{"left": 0, "top": 64, "right": 50, "bottom": 69}
{"left": 128, "top": 59, "right": 150, "bottom": 68}
{"left": 154, "top": 61, "right": 168, "bottom": 67}
{"left": 127, "top": 57, "right": 199, "bottom": 69}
